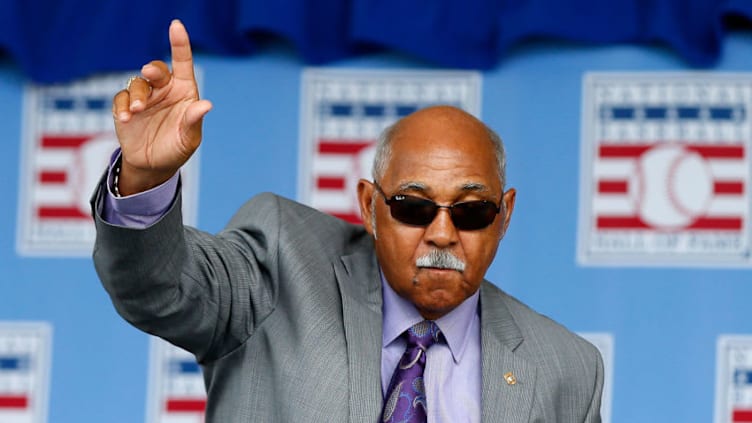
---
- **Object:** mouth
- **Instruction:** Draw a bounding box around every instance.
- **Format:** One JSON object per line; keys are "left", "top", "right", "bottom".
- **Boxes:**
{"left": 412, "top": 267, "right": 462, "bottom": 287}
{"left": 418, "top": 266, "right": 463, "bottom": 274}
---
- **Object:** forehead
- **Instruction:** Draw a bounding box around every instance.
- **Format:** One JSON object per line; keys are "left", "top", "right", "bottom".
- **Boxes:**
{"left": 382, "top": 108, "right": 500, "bottom": 192}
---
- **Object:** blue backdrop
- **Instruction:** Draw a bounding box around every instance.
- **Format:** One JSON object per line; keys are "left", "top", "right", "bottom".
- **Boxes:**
{"left": 1, "top": 4, "right": 752, "bottom": 422}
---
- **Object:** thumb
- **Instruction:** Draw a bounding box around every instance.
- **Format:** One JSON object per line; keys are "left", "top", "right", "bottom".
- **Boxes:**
{"left": 182, "top": 99, "right": 213, "bottom": 150}
{"left": 186, "top": 99, "right": 212, "bottom": 127}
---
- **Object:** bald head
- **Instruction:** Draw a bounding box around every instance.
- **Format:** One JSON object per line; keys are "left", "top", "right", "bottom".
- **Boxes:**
{"left": 371, "top": 105, "right": 507, "bottom": 189}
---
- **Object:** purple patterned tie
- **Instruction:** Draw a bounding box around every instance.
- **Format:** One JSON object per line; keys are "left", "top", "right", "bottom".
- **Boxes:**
{"left": 381, "top": 320, "right": 442, "bottom": 423}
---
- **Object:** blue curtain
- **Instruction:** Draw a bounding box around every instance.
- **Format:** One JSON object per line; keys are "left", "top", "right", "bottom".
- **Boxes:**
{"left": 1, "top": 0, "right": 751, "bottom": 83}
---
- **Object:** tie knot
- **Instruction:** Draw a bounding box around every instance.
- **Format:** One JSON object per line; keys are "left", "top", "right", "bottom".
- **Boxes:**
{"left": 404, "top": 320, "right": 442, "bottom": 350}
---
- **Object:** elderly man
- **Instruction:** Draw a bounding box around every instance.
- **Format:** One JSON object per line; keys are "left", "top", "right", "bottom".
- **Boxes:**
{"left": 92, "top": 20, "right": 603, "bottom": 422}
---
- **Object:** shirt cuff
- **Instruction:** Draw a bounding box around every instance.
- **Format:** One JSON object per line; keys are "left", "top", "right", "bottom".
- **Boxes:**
{"left": 101, "top": 149, "right": 180, "bottom": 228}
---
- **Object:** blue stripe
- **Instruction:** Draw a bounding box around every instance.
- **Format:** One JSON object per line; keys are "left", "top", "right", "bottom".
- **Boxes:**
{"left": 330, "top": 104, "right": 353, "bottom": 116}
{"left": 321, "top": 102, "right": 465, "bottom": 118}
{"left": 0, "top": 356, "right": 29, "bottom": 370}
{"left": 735, "top": 369, "right": 752, "bottom": 385}
{"left": 708, "top": 106, "right": 741, "bottom": 121}
{"left": 610, "top": 107, "right": 634, "bottom": 119}
{"left": 396, "top": 105, "right": 418, "bottom": 116}
{"left": 170, "top": 360, "right": 201, "bottom": 374}
{"left": 52, "top": 98, "right": 76, "bottom": 111}
{"left": 644, "top": 107, "right": 667, "bottom": 119}
{"left": 599, "top": 105, "right": 746, "bottom": 121}
{"left": 85, "top": 98, "right": 108, "bottom": 110}
{"left": 363, "top": 104, "right": 385, "bottom": 117}
{"left": 677, "top": 107, "right": 700, "bottom": 119}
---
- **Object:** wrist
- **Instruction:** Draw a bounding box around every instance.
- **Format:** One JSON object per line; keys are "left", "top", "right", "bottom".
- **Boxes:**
{"left": 116, "top": 158, "right": 178, "bottom": 196}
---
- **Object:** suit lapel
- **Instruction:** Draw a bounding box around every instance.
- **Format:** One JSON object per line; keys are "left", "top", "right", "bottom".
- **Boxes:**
{"left": 334, "top": 250, "right": 383, "bottom": 422}
{"left": 480, "top": 283, "right": 537, "bottom": 422}
{"left": 334, "top": 259, "right": 538, "bottom": 421}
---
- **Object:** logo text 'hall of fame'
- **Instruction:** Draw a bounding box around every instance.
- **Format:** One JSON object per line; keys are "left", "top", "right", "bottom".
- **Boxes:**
{"left": 578, "top": 73, "right": 752, "bottom": 266}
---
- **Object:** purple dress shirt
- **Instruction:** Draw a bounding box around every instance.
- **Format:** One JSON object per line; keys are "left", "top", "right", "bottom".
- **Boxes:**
{"left": 100, "top": 151, "right": 482, "bottom": 422}
{"left": 100, "top": 151, "right": 179, "bottom": 228}
{"left": 380, "top": 273, "right": 481, "bottom": 422}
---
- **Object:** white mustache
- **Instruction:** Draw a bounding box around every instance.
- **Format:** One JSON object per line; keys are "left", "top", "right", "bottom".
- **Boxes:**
{"left": 416, "top": 249, "right": 466, "bottom": 273}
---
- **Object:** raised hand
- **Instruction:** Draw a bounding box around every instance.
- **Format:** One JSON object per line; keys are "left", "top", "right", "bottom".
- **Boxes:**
{"left": 112, "top": 20, "right": 212, "bottom": 196}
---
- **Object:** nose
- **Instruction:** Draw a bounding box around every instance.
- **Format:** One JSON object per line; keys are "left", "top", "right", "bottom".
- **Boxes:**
{"left": 423, "top": 207, "right": 459, "bottom": 248}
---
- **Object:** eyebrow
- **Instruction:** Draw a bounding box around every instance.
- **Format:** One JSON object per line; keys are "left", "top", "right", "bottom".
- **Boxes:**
{"left": 460, "top": 182, "right": 490, "bottom": 193}
{"left": 397, "top": 182, "right": 428, "bottom": 192}
{"left": 395, "top": 181, "right": 491, "bottom": 194}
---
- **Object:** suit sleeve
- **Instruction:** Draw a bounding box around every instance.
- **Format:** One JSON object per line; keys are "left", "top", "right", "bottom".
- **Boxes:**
{"left": 90, "top": 176, "right": 281, "bottom": 363}
{"left": 583, "top": 344, "right": 605, "bottom": 423}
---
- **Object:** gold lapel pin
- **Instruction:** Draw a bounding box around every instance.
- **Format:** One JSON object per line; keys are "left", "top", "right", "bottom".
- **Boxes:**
{"left": 504, "top": 372, "right": 517, "bottom": 385}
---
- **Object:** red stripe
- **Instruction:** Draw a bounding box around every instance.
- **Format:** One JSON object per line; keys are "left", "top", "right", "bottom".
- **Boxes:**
{"left": 597, "top": 180, "right": 628, "bottom": 194}
{"left": 0, "top": 395, "right": 28, "bottom": 409}
{"left": 597, "top": 215, "right": 743, "bottom": 230}
{"left": 41, "top": 136, "right": 90, "bottom": 148}
{"left": 39, "top": 171, "right": 68, "bottom": 184}
{"left": 688, "top": 217, "right": 743, "bottom": 230}
{"left": 317, "top": 177, "right": 346, "bottom": 190}
{"left": 318, "top": 140, "right": 372, "bottom": 154}
{"left": 596, "top": 216, "right": 649, "bottom": 229}
{"left": 688, "top": 145, "right": 744, "bottom": 159}
{"left": 329, "top": 212, "right": 362, "bottom": 224}
{"left": 733, "top": 409, "right": 752, "bottom": 422}
{"left": 166, "top": 399, "right": 206, "bottom": 412}
{"left": 598, "top": 143, "right": 744, "bottom": 159}
{"left": 714, "top": 181, "right": 744, "bottom": 194}
{"left": 37, "top": 207, "right": 90, "bottom": 219}
{"left": 598, "top": 145, "right": 652, "bottom": 158}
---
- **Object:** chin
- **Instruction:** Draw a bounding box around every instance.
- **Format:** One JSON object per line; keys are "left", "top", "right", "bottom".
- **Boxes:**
{"left": 415, "top": 269, "right": 465, "bottom": 288}
{"left": 416, "top": 296, "right": 461, "bottom": 319}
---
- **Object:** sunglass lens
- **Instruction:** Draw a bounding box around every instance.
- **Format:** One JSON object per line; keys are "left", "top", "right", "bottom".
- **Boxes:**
{"left": 390, "top": 196, "right": 437, "bottom": 226}
{"left": 452, "top": 202, "right": 498, "bottom": 230}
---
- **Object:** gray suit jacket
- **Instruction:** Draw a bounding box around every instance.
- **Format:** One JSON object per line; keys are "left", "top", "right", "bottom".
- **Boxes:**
{"left": 92, "top": 187, "right": 603, "bottom": 422}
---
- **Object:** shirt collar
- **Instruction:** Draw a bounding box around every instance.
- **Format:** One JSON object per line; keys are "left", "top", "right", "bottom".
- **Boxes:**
{"left": 381, "top": 269, "right": 480, "bottom": 364}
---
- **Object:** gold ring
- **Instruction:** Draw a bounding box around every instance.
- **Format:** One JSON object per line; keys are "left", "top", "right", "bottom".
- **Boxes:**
{"left": 126, "top": 76, "right": 140, "bottom": 90}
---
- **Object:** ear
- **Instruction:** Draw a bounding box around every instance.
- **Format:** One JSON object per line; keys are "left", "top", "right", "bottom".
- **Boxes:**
{"left": 357, "top": 179, "right": 376, "bottom": 235}
{"left": 500, "top": 188, "right": 516, "bottom": 238}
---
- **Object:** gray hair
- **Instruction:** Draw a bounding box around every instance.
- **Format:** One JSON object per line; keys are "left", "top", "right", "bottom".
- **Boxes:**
{"left": 370, "top": 115, "right": 507, "bottom": 190}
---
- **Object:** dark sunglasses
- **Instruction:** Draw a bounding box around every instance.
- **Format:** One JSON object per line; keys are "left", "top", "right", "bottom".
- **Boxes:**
{"left": 373, "top": 182, "right": 502, "bottom": 230}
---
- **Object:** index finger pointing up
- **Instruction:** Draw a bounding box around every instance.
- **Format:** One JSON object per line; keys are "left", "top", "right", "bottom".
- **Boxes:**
{"left": 168, "top": 19, "right": 196, "bottom": 82}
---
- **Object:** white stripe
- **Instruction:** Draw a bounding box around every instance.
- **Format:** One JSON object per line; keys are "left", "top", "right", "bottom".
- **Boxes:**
{"left": 706, "top": 197, "right": 747, "bottom": 215}
{"left": 33, "top": 185, "right": 77, "bottom": 204}
{"left": 593, "top": 159, "right": 636, "bottom": 179}
{"left": 707, "top": 160, "right": 748, "bottom": 179}
{"left": 34, "top": 150, "right": 75, "bottom": 168}
{"left": 312, "top": 155, "right": 352, "bottom": 175}
{"left": 593, "top": 197, "right": 636, "bottom": 214}
{"left": 310, "top": 190, "right": 358, "bottom": 213}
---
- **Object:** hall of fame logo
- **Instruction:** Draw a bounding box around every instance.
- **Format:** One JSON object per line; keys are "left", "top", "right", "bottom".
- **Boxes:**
{"left": 298, "top": 68, "right": 481, "bottom": 223}
{"left": 0, "top": 322, "right": 52, "bottom": 423}
{"left": 578, "top": 73, "right": 752, "bottom": 266}
{"left": 146, "top": 337, "right": 206, "bottom": 423}
{"left": 578, "top": 332, "right": 614, "bottom": 423}
{"left": 17, "top": 73, "right": 201, "bottom": 257}
{"left": 715, "top": 335, "right": 752, "bottom": 423}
